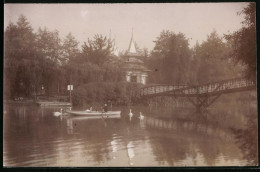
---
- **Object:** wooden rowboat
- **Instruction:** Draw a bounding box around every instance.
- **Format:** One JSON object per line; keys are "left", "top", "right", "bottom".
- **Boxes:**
{"left": 66, "top": 110, "right": 121, "bottom": 116}
{"left": 68, "top": 114, "right": 121, "bottom": 121}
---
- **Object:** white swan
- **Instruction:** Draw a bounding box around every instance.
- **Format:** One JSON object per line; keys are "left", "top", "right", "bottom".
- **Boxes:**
{"left": 129, "top": 109, "right": 133, "bottom": 121}
{"left": 139, "top": 112, "right": 144, "bottom": 120}
{"left": 85, "top": 107, "right": 92, "bottom": 112}
{"left": 53, "top": 108, "right": 62, "bottom": 117}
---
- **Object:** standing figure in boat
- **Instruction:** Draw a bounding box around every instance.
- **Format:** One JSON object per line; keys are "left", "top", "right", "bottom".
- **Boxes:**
{"left": 102, "top": 104, "right": 108, "bottom": 112}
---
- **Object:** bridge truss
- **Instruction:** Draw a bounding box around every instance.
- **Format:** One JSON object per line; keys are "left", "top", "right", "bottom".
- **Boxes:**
{"left": 140, "top": 78, "right": 256, "bottom": 112}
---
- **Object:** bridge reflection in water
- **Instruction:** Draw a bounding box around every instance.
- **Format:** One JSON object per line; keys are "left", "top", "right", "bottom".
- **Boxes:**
{"left": 144, "top": 116, "right": 234, "bottom": 142}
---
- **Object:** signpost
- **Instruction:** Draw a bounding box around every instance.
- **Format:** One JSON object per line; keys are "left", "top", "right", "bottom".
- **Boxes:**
{"left": 67, "top": 85, "right": 73, "bottom": 104}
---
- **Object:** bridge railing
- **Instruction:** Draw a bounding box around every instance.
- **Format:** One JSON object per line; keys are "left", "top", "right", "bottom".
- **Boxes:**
{"left": 140, "top": 78, "right": 256, "bottom": 97}
{"left": 140, "top": 85, "right": 189, "bottom": 96}
{"left": 197, "top": 77, "right": 255, "bottom": 94}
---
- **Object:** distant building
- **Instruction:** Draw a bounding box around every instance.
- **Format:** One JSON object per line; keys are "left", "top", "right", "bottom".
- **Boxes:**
{"left": 122, "top": 33, "right": 150, "bottom": 85}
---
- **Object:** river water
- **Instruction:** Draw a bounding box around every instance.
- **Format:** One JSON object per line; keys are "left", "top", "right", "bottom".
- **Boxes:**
{"left": 3, "top": 103, "right": 257, "bottom": 167}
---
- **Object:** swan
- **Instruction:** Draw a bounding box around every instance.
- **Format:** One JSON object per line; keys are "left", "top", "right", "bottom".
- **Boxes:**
{"left": 85, "top": 107, "right": 93, "bottom": 112}
{"left": 54, "top": 108, "right": 63, "bottom": 117}
{"left": 138, "top": 112, "right": 144, "bottom": 120}
{"left": 129, "top": 109, "right": 133, "bottom": 121}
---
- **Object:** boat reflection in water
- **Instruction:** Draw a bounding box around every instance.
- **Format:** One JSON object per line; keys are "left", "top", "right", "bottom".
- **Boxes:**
{"left": 66, "top": 114, "right": 121, "bottom": 135}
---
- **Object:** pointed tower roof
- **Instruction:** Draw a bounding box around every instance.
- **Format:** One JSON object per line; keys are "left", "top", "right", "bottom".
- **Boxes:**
{"left": 128, "top": 31, "right": 137, "bottom": 53}
{"left": 127, "top": 29, "right": 140, "bottom": 56}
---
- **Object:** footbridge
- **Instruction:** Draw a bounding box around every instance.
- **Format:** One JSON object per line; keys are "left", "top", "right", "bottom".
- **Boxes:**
{"left": 140, "top": 78, "right": 256, "bottom": 112}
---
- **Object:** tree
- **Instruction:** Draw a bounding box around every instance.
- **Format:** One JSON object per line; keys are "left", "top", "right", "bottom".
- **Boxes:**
{"left": 60, "top": 33, "right": 80, "bottom": 92}
{"left": 36, "top": 27, "right": 62, "bottom": 65}
{"left": 65, "top": 34, "right": 123, "bottom": 87}
{"left": 4, "top": 14, "right": 124, "bottom": 100}
{"left": 149, "top": 30, "right": 192, "bottom": 84}
{"left": 62, "top": 33, "right": 80, "bottom": 64}
{"left": 4, "top": 15, "right": 37, "bottom": 98}
{"left": 81, "top": 34, "right": 112, "bottom": 65}
{"left": 225, "top": 3, "right": 256, "bottom": 80}
{"left": 35, "top": 27, "right": 63, "bottom": 94}
{"left": 195, "top": 31, "right": 241, "bottom": 84}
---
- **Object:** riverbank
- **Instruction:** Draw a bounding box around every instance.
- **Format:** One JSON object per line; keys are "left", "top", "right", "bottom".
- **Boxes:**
{"left": 4, "top": 99, "right": 35, "bottom": 105}
{"left": 36, "top": 101, "right": 72, "bottom": 106}
{"left": 4, "top": 98, "right": 71, "bottom": 107}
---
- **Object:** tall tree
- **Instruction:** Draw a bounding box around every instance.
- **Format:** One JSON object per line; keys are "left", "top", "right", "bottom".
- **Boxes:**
{"left": 225, "top": 3, "right": 256, "bottom": 80}
{"left": 81, "top": 34, "right": 112, "bottom": 65}
{"left": 60, "top": 33, "right": 80, "bottom": 92}
{"left": 149, "top": 30, "right": 192, "bottom": 84}
{"left": 195, "top": 31, "right": 241, "bottom": 84}
{"left": 62, "top": 33, "right": 80, "bottom": 64}
{"left": 4, "top": 15, "right": 37, "bottom": 97}
{"left": 36, "top": 27, "right": 62, "bottom": 64}
{"left": 35, "top": 27, "right": 63, "bottom": 94}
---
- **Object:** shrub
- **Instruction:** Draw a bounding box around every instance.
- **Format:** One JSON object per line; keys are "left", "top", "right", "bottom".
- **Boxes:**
{"left": 72, "top": 82, "right": 142, "bottom": 106}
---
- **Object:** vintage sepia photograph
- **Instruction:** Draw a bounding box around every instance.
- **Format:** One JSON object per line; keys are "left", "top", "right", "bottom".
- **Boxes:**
{"left": 3, "top": 3, "right": 257, "bottom": 167}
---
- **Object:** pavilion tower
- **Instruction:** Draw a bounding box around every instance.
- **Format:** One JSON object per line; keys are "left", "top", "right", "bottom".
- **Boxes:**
{"left": 122, "top": 30, "right": 150, "bottom": 85}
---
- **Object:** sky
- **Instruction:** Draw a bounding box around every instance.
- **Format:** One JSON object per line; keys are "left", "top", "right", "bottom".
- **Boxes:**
{"left": 4, "top": 3, "right": 249, "bottom": 52}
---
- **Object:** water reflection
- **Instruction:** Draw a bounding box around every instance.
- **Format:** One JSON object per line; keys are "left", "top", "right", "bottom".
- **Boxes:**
{"left": 110, "top": 138, "right": 117, "bottom": 159}
{"left": 3, "top": 104, "right": 257, "bottom": 166}
{"left": 231, "top": 113, "right": 258, "bottom": 166}
{"left": 66, "top": 118, "right": 74, "bottom": 135}
{"left": 127, "top": 141, "right": 135, "bottom": 166}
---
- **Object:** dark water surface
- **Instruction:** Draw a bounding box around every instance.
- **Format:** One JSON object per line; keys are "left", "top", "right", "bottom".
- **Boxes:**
{"left": 3, "top": 104, "right": 257, "bottom": 167}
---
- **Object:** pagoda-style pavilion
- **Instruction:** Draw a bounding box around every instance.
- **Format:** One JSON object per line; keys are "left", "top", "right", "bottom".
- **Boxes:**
{"left": 122, "top": 33, "right": 150, "bottom": 85}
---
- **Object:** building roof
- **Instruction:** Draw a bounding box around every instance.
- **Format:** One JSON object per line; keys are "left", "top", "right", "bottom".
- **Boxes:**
{"left": 126, "top": 57, "right": 144, "bottom": 64}
{"left": 122, "top": 63, "right": 151, "bottom": 72}
{"left": 128, "top": 36, "right": 136, "bottom": 54}
{"left": 126, "top": 30, "right": 141, "bottom": 57}
{"left": 122, "top": 30, "right": 151, "bottom": 72}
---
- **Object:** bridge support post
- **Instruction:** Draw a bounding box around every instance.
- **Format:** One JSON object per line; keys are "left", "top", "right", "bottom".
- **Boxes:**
{"left": 187, "top": 94, "right": 222, "bottom": 113}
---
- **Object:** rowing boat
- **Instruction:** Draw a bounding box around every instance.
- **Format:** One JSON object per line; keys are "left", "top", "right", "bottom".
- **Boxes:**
{"left": 66, "top": 110, "right": 121, "bottom": 116}
{"left": 67, "top": 114, "right": 121, "bottom": 121}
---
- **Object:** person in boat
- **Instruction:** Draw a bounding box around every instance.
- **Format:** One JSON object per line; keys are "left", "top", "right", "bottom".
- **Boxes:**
{"left": 102, "top": 104, "right": 108, "bottom": 113}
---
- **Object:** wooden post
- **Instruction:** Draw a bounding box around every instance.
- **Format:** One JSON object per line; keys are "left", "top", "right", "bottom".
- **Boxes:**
{"left": 70, "top": 89, "right": 72, "bottom": 104}
{"left": 196, "top": 86, "right": 200, "bottom": 113}
{"left": 68, "top": 85, "right": 73, "bottom": 105}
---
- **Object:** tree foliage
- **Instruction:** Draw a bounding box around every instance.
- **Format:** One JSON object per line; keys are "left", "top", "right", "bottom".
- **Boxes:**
{"left": 4, "top": 12, "right": 250, "bottom": 105}
{"left": 195, "top": 31, "right": 241, "bottom": 84}
{"left": 81, "top": 34, "right": 112, "bottom": 65}
{"left": 4, "top": 15, "right": 37, "bottom": 97}
{"left": 62, "top": 33, "right": 80, "bottom": 64}
{"left": 4, "top": 15, "right": 124, "bottom": 100}
{"left": 225, "top": 3, "right": 256, "bottom": 80}
{"left": 148, "top": 30, "right": 192, "bottom": 84}
{"left": 73, "top": 82, "right": 142, "bottom": 106}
